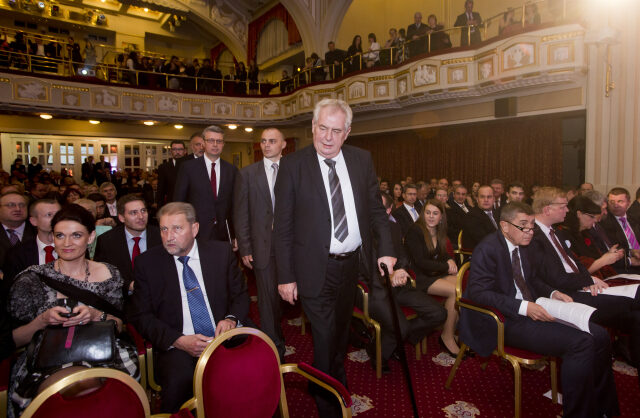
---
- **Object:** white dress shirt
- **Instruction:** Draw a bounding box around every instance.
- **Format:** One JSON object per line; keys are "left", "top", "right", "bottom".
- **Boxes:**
{"left": 203, "top": 154, "right": 221, "bottom": 195}
{"left": 535, "top": 220, "right": 579, "bottom": 274}
{"left": 106, "top": 201, "right": 117, "bottom": 217}
{"left": 3, "top": 222, "right": 25, "bottom": 242}
{"left": 505, "top": 239, "right": 529, "bottom": 316}
{"left": 317, "top": 151, "right": 362, "bottom": 254}
{"left": 125, "top": 228, "right": 147, "bottom": 259}
{"left": 36, "top": 236, "right": 57, "bottom": 264}
{"left": 263, "top": 158, "right": 280, "bottom": 204}
{"left": 173, "top": 242, "right": 216, "bottom": 336}
{"left": 404, "top": 203, "right": 419, "bottom": 222}
{"left": 457, "top": 202, "right": 469, "bottom": 213}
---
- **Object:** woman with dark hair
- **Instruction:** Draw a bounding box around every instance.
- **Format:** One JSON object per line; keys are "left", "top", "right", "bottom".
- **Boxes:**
{"left": 426, "top": 15, "right": 452, "bottom": 51}
{"left": 346, "top": 35, "right": 363, "bottom": 73}
{"left": 247, "top": 59, "right": 259, "bottom": 94}
{"left": 561, "top": 196, "right": 624, "bottom": 279}
{"left": 234, "top": 61, "right": 248, "bottom": 95}
{"left": 392, "top": 182, "right": 403, "bottom": 208}
{"left": 62, "top": 187, "right": 82, "bottom": 205}
{"left": 405, "top": 199, "right": 460, "bottom": 356}
{"left": 7, "top": 204, "right": 138, "bottom": 417}
{"left": 363, "top": 33, "right": 380, "bottom": 68}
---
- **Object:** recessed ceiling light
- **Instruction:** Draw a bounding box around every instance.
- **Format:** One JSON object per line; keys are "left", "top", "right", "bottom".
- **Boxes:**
{"left": 174, "top": 124, "right": 183, "bottom": 129}
{"left": 39, "top": 114, "right": 52, "bottom": 120}
{"left": 143, "top": 7, "right": 149, "bottom": 12}
{"left": 143, "top": 121, "right": 155, "bottom": 126}
{"left": 89, "top": 120, "right": 101, "bottom": 125}
{"left": 227, "top": 124, "right": 237, "bottom": 130}
{"left": 244, "top": 127, "right": 253, "bottom": 132}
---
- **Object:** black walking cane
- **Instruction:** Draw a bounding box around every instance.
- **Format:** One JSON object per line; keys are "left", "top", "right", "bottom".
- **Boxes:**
{"left": 380, "top": 263, "right": 420, "bottom": 418}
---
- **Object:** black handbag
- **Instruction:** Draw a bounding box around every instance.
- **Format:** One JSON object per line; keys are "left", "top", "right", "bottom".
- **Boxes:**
{"left": 32, "top": 320, "right": 117, "bottom": 370}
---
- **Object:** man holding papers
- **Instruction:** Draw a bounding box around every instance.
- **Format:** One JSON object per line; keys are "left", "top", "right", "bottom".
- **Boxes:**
{"left": 530, "top": 187, "right": 640, "bottom": 384}
{"left": 459, "top": 202, "right": 619, "bottom": 417}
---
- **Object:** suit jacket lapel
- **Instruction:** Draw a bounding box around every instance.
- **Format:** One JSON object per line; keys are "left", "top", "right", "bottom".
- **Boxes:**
{"left": 198, "top": 243, "right": 220, "bottom": 322}
{"left": 162, "top": 250, "right": 183, "bottom": 328}
{"left": 117, "top": 227, "right": 131, "bottom": 268}
{"left": 197, "top": 157, "right": 214, "bottom": 199}
{"left": 342, "top": 147, "right": 364, "bottom": 217}
{"left": 255, "top": 162, "right": 272, "bottom": 207}
{"left": 308, "top": 148, "right": 330, "bottom": 216}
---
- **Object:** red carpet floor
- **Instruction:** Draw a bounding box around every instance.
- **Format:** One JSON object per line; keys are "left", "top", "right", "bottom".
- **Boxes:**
{"left": 252, "top": 297, "right": 640, "bottom": 418}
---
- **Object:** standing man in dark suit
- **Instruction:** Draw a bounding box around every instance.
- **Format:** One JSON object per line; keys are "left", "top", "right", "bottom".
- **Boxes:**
{"left": 0, "top": 192, "right": 36, "bottom": 274}
{"left": 407, "top": 12, "right": 428, "bottom": 57}
{"left": 81, "top": 156, "right": 95, "bottom": 184}
{"left": 462, "top": 185, "right": 498, "bottom": 249}
{"left": 233, "top": 127, "right": 287, "bottom": 360}
{"left": 274, "top": 99, "right": 395, "bottom": 417}
{"left": 156, "top": 140, "right": 187, "bottom": 207}
{"left": 94, "top": 155, "right": 112, "bottom": 186}
{"left": 129, "top": 202, "right": 248, "bottom": 412}
{"left": 454, "top": 0, "right": 482, "bottom": 46}
{"left": 174, "top": 125, "right": 238, "bottom": 243}
{"left": 94, "top": 194, "right": 161, "bottom": 296}
{"left": 530, "top": 187, "right": 640, "bottom": 380}
{"left": 459, "top": 202, "right": 619, "bottom": 417}
{"left": 2, "top": 198, "right": 59, "bottom": 299}
{"left": 391, "top": 183, "right": 419, "bottom": 237}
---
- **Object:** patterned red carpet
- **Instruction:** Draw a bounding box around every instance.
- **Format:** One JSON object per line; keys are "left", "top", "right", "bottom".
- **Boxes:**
{"left": 261, "top": 299, "right": 640, "bottom": 418}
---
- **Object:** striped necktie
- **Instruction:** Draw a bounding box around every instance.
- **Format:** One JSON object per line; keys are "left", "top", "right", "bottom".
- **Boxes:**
{"left": 324, "top": 159, "right": 348, "bottom": 242}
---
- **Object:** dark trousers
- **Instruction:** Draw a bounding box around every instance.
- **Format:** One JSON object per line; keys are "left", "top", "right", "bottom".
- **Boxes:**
{"left": 156, "top": 349, "right": 198, "bottom": 413}
{"left": 255, "top": 255, "right": 285, "bottom": 359}
{"left": 504, "top": 317, "right": 619, "bottom": 417}
{"left": 369, "top": 281, "right": 447, "bottom": 359}
{"left": 300, "top": 255, "right": 358, "bottom": 418}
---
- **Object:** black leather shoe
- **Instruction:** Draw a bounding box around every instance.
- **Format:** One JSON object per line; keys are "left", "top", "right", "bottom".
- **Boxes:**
{"left": 390, "top": 348, "right": 402, "bottom": 362}
{"left": 439, "top": 335, "right": 461, "bottom": 358}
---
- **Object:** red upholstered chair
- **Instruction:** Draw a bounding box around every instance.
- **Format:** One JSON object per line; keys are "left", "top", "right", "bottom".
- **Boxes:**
{"left": 445, "top": 262, "right": 558, "bottom": 418}
{"left": 20, "top": 368, "right": 167, "bottom": 418}
{"left": 181, "top": 327, "right": 352, "bottom": 418}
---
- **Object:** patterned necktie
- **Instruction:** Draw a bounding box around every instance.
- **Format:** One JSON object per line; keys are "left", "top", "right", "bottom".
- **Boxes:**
{"left": 131, "top": 237, "right": 141, "bottom": 269}
{"left": 512, "top": 248, "right": 533, "bottom": 301}
{"left": 323, "top": 159, "right": 348, "bottom": 242}
{"left": 178, "top": 256, "right": 215, "bottom": 337}
{"left": 271, "top": 162, "right": 278, "bottom": 210}
{"left": 6, "top": 229, "right": 19, "bottom": 246}
{"left": 620, "top": 217, "right": 640, "bottom": 250}
{"left": 44, "top": 245, "right": 55, "bottom": 263}
{"left": 210, "top": 162, "right": 217, "bottom": 199}
{"left": 410, "top": 207, "right": 418, "bottom": 222}
{"left": 549, "top": 229, "right": 579, "bottom": 273}
{"left": 461, "top": 203, "right": 469, "bottom": 213}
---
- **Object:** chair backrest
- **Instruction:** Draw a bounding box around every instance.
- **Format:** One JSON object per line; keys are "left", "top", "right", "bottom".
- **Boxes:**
{"left": 21, "top": 368, "right": 149, "bottom": 418}
{"left": 193, "top": 327, "right": 285, "bottom": 418}
{"left": 455, "top": 261, "right": 471, "bottom": 301}
{"left": 457, "top": 230, "right": 464, "bottom": 249}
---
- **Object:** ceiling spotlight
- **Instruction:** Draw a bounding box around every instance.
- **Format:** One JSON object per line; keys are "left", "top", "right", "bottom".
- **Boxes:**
{"left": 174, "top": 124, "right": 183, "bottom": 129}
{"left": 227, "top": 124, "right": 237, "bottom": 130}
{"left": 143, "top": 7, "right": 149, "bottom": 12}
{"left": 244, "top": 127, "right": 253, "bottom": 132}
{"left": 89, "top": 120, "right": 101, "bottom": 125}
{"left": 37, "top": 1, "right": 45, "bottom": 11}
{"left": 39, "top": 114, "right": 53, "bottom": 120}
{"left": 143, "top": 121, "right": 155, "bottom": 126}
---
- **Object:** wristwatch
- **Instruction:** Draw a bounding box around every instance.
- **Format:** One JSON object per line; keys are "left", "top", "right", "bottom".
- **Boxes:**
{"left": 99, "top": 311, "right": 107, "bottom": 321}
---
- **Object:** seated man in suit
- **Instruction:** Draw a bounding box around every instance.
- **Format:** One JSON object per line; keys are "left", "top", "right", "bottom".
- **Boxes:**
{"left": 367, "top": 192, "right": 446, "bottom": 373}
{"left": 506, "top": 181, "right": 525, "bottom": 204}
{"left": 530, "top": 187, "right": 640, "bottom": 380}
{"left": 626, "top": 186, "right": 640, "bottom": 225}
{"left": 462, "top": 185, "right": 498, "bottom": 250}
{"left": 415, "top": 181, "right": 428, "bottom": 213}
{"left": 3, "top": 198, "right": 60, "bottom": 288}
{"left": 391, "top": 183, "right": 419, "bottom": 237}
{"left": 459, "top": 202, "right": 619, "bottom": 417}
{"left": 128, "top": 202, "right": 249, "bottom": 412}
{"left": 94, "top": 194, "right": 161, "bottom": 296}
{"left": 174, "top": 125, "right": 238, "bottom": 243}
{"left": 0, "top": 192, "right": 36, "bottom": 274}
{"left": 490, "top": 178, "right": 507, "bottom": 210}
{"left": 600, "top": 187, "right": 640, "bottom": 272}
{"left": 99, "top": 182, "right": 119, "bottom": 221}
{"left": 446, "top": 184, "right": 470, "bottom": 246}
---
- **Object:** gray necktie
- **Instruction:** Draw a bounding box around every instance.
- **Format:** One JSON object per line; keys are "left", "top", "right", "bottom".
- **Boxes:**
{"left": 485, "top": 211, "right": 498, "bottom": 229}
{"left": 271, "top": 162, "right": 278, "bottom": 210}
{"left": 6, "top": 229, "right": 19, "bottom": 246}
{"left": 324, "top": 159, "right": 348, "bottom": 242}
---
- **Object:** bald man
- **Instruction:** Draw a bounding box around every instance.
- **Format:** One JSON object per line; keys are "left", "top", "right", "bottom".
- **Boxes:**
{"left": 233, "top": 128, "right": 288, "bottom": 359}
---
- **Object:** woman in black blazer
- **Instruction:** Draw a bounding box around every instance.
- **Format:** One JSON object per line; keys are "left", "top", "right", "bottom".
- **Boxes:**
{"left": 405, "top": 199, "right": 460, "bottom": 356}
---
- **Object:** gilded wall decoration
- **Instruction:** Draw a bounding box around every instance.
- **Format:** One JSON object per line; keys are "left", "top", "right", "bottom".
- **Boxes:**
{"left": 15, "top": 80, "right": 48, "bottom": 101}
{"left": 447, "top": 66, "right": 468, "bottom": 84}
{"left": 262, "top": 100, "right": 280, "bottom": 117}
{"left": 413, "top": 64, "right": 438, "bottom": 87}
{"left": 92, "top": 88, "right": 120, "bottom": 108}
{"left": 157, "top": 95, "right": 180, "bottom": 112}
{"left": 348, "top": 81, "right": 366, "bottom": 100}
{"left": 502, "top": 43, "right": 536, "bottom": 71}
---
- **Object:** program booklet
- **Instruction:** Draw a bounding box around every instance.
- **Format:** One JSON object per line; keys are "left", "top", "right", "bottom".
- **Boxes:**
{"left": 535, "top": 297, "right": 596, "bottom": 334}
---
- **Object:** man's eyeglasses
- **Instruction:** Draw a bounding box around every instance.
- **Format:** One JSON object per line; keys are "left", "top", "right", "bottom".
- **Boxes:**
{"left": 204, "top": 139, "right": 224, "bottom": 145}
{"left": 1, "top": 202, "right": 26, "bottom": 209}
{"left": 505, "top": 221, "right": 535, "bottom": 233}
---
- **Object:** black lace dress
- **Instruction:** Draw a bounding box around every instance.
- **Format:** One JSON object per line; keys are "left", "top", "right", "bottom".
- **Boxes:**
{"left": 7, "top": 262, "right": 139, "bottom": 417}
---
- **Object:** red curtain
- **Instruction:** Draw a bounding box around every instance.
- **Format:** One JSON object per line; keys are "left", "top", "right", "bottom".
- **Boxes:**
{"left": 347, "top": 113, "right": 572, "bottom": 189}
{"left": 210, "top": 43, "right": 228, "bottom": 63}
{"left": 247, "top": 3, "right": 302, "bottom": 63}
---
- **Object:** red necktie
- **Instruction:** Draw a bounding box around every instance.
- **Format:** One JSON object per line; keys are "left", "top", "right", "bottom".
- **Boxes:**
{"left": 131, "top": 237, "right": 141, "bottom": 269}
{"left": 210, "top": 162, "right": 217, "bottom": 199}
{"left": 549, "top": 229, "right": 579, "bottom": 273}
{"left": 44, "top": 245, "right": 55, "bottom": 263}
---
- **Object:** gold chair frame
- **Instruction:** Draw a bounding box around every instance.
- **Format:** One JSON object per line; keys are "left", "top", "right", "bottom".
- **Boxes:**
{"left": 21, "top": 368, "right": 158, "bottom": 418}
{"left": 453, "top": 230, "right": 473, "bottom": 265}
{"left": 445, "top": 262, "right": 558, "bottom": 418}
{"left": 182, "top": 327, "right": 352, "bottom": 418}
